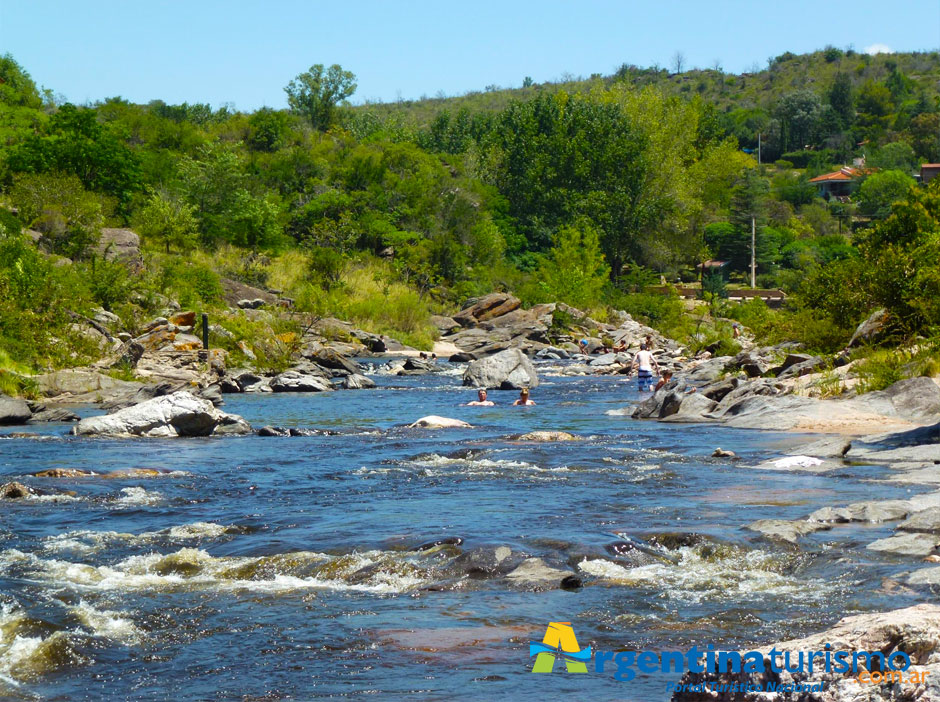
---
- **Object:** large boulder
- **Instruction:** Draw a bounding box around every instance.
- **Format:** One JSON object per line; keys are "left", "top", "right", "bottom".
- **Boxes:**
{"left": 71, "top": 391, "right": 251, "bottom": 437}
{"left": 96, "top": 228, "right": 142, "bottom": 269}
{"left": 453, "top": 293, "right": 521, "bottom": 327}
{"left": 661, "top": 392, "right": 718, "bottom": 421}
{"left": 270, "top": 371, "right": 333, "bottom": 393}
{"left": 306, "top": 347, "right": 360, "bottom": 375}
{"left": 463, "top": 348, "right": 539, "bottom": 390}
{"left": 0, "top": 394, "right": 32, "bottom": 425}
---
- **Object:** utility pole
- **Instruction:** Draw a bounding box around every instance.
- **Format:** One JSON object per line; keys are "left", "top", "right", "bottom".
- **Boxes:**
{"left": 750, "top": 216, "right": 756, "bottom": 289}
{"left": 758, "top": 133, "right": 761, "bottom": 166}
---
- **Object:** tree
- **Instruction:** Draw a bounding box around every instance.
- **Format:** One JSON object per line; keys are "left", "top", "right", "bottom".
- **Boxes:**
{"left": 827, "top": 72, "right": 854, "bottom": 129}
{"left": 247, "top": 107, "right": 291, "bottom": 152}
{"left": 868, "top": 141, "right": 917, "bottom": 173}
{"left": 285, "top": 64, "right": 357, "bottom": 131}
{"left": 672, "top": 51, "right": 686, "bottom": 74}
{"left": 775, "top": 90, "right": 822, "bottom": 152}
{"left": 537, "top": 221, "right": 610, "bottom": 309}
{"left": 856, "top": 80, "right": 894, "bottom": 140}
{"left": 855, "top": 170, "right": 916, "bottom": 218}
{"left": 134, "top": 190, "right": 198, "bottom": 253}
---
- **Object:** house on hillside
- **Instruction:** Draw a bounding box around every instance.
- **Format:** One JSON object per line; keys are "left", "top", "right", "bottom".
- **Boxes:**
{"left": 809, "top": 166, "right": 867, "bottom": 200}
{"left": 921, "top": 164, "right": 940, "bottom": 185}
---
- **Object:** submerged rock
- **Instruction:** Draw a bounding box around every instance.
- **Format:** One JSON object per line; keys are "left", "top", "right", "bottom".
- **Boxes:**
{"left": 343, "top": 373, "right": 376, "bottom": 389}
{"left": 454, "top": 546, "right": 523, "bottom": 577}
{"left": 867, "top": 531, "right": 940, "bottom": 557}
{"left": 32, "top": 468, "right": 95, "bottom": 478}
{"left": 414, "top": 537, "right": 464, "bottom": 551}
{"left": 505, "top": 558, "right": 581, "bottom": 590}
{"left": 71, "top": 391, "right": 251, "bottom": 438}
{"left": 746, "top": 518, "right": 830, "bottom": 543}
{"left": 407, "top": 416, "right": 472, "bottom": 429}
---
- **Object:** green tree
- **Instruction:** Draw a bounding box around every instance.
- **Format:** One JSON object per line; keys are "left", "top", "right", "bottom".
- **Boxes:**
{"left": 134, "top": 190, "right": 198, "bottom": 253}
{"left": 856, "top": 80, "right": 894, "bottom": 140}
{"left": 775, "top": 90, "right": 822, "bottom": 152}
{"left": 868, "top": 141, "right": 917, "bottom": 173}
{"left": 855, "top": 170, "right": 916, "bottom": 218}
{"left": 285, "top": 64, "right": 357, "bottom": 131}
{"left": 537, "top": 221, "right": 610, "bottom": 308}
{"left": 247, "top": 108, "right": 291, "bottom": 152}
{"left": 827, "top": 72, "right": 854, "bottom": 129}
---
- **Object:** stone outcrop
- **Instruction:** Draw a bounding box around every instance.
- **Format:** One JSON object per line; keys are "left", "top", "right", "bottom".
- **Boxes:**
{"left": 0, "top": 394, "right": 32, "bottom": 425}
{"left": 71, "top": 391, "right": 250, "bottom": 437}
{"left": 270, "top": 371, "right": 333, "bottom": 393}
{"left": 671, "top": 605, "right": 940, "bottom": 702}
{"left": 463, "top": 348, "right": 539, "bottom": 390}
{"left": 407, "top": 416, "right": 472, "bottom": 429}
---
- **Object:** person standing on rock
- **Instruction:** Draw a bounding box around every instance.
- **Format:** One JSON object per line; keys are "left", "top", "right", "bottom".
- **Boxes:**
{"left": 513, "top": 388, "right": 536, "bottom": 406}
{"left": 466, "top": 389, "right": 495, "bottom": 406}
{"left": 631, "top": 343, "right": 659, "bottom": 392}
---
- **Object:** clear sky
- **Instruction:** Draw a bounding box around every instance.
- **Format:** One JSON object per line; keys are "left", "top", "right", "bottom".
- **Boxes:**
{"left": 1, "top": 1, "right": 938, "bottom": 111}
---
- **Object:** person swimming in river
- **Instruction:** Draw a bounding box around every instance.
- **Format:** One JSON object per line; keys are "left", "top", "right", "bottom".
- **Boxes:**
{"left": 653, "top": 369, "right": 673, "bottom": 392}
{"left": 631, "top": 343, "right": 659, "bottom": 392}
{"left": 466, "top": 389, "right": 494, "bottom": 406}
{"left": 513, "top": 388, "right": 536, "bottom": 406}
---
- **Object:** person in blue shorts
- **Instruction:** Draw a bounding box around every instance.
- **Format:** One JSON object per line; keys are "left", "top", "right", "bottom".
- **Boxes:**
{"left": 631, "top": 343, "right": 659, "bottom": 392}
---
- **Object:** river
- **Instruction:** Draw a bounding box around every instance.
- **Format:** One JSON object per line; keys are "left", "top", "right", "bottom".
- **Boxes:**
{"left": 0, "top": 360, "right": 928, "bottom": 700}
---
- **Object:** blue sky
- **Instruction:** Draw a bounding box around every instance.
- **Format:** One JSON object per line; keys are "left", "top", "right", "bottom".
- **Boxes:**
{"left": 1, "top": 1, "right": 938, "bottom": 111}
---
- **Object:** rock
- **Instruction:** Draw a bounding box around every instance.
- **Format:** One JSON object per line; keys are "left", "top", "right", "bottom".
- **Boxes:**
{"left": 257, "top": 426, "right": 290, "bottom": 437}
{"left": 92, "top": 307, "right": 122, "bottom": 328}
{"left": 414, "top": 537, "right": 464, "bottom": 551}
{"left": 453, "top": 293, "right": 521, "bottom": 327}
{"left": 712, "top": 448, "right": 736, "bottom": 458}
{"left": 0, "top": 394, "right": 33, "bottom": 425}
{"left": 196, "top": 384, "right": 224, "bottom": 407}
{"left": 32, "top": 468, "right": 95, "bottom": 478}
{"left": 270, "top": 371, "right": 333, "bottom": 393}
{"left": 746, "top": 519, "right": 830, "bottom": 543}
{"left": 900, "top": 508, "right": 940, "bottom": 534}
{"left": 96, "top": 228, "right": 142, "bottom": 268}
{"left": 879, "top": 377, "right": 940, "bottom": 420}
{"left": 776, "top": 355, "right": 825, "bottom": 379}
{"left": 407, "top": 416, "right": 472, "bottom": 429}
{"left": 449, "top": 352, "right": 476, "bottom": 362}
{"left": 514, "top": 431, "right": 578, "bottom": 441}
{"left": 343, "top": 374, "right": 375, "bottom": 390}
{"left": 29, "top": 407, "right": 80, "bottom": 423}
{"left": 505, "top": 558, "right": 581, "bottom": 590}
{"left": 348, "top": 329, "right": 386, "bottom": 353}
{"left": 455, "top": 546, "right": 524, "bottom": 577}
{"left": 907, "top": 567, "right": 940, "bottom": 585}
{"left": 463, "top": 348, "right": 539, "bottom": 390}
{"left": 671, "top": 604, "right": 940, "bottom": 702}
{"left": 237, "top": 298, "right": 266, "bottom": 310}
{"left": 684, "top": 356, "right": 732, "bottom": 384}
{"left": 169, "top": 311, "right": 196, "bottom": 327}
{"left": 700, "top": 377, "right": 740, "bottom": 402}
{"left": 71, "top": 391, "right": 251, "bottom": 438}
{"left": 868, "top": 531, "right": 940, "bottom": 557}
{"left": 589, "top": 352, "right": 628, "bottom": 367}
{"left": 430, "top": 315, "right": 460, "bottom": 334}
{"left": 661, "top": 392, "right": 718, "bottom": 421}
{"left": 807, "top": 506, "right": 853, "bottom": 523}
{"left": 0, "top": 481, "right": 32, "bottom": 499}
{"left": 111, "top": 340, "right": 145, "bottom": 369}
{"left": 848, "top": 307, "right": 890, "bottom": 347}
{"left": 847, "top": 500, "right": 914, "bottom": 522}
{"left": 307, "top": 348, "right": 360, "bottom": 375}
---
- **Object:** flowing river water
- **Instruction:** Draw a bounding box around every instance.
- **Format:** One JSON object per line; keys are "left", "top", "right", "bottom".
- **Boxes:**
{"left": 0, "top": 360, "right": 932, "bottom": 700}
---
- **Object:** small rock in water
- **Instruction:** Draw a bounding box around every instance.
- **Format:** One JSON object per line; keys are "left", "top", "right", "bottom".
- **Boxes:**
{"left": 414, "top": 537, "right": 464, "bottom": 551}
{"left": 0, "top": 481, "right": 33, "bottom": 499}
{"left": 407, "top": 416, "right": 472, "bottom": 429}
{"left": 257, "top": 426, "right": 290, "bottom": 437}
{"left": 32, "top": 468, "right": 96, "bottom": 478}
{"left": 711, "top": 447, "right": 736, "bottom": 458}
{"left": 515, "top": 431, "right": 578, "bottom": 442}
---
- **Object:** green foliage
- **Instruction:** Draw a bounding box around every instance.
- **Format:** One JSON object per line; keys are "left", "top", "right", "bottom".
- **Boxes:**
{"left": 157, "top": 259, "right": 223, "bottom": 308}
{"left": 535, "top": 221, "right": 610, "bottom": 309}
{"left": 285, "top": 64, "right": 357, "bottom": 131}
{"left": 855, "top": 170, "right": 916, "bottom": 218}
{"left": 134, "top": 190, "right": 198, "bottom": 253}
{"left": 855, "top": 348, "right": 907, "bottom": 393}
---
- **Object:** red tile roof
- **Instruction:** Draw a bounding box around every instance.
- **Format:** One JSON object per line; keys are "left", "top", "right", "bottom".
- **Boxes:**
{"left": 809, "top": 166, "right": 866, "bottom": 183}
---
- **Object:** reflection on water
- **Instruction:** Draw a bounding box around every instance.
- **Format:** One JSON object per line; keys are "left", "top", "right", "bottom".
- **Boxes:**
{"left": 0, "top": 365, "right": 929, "bottom": 700}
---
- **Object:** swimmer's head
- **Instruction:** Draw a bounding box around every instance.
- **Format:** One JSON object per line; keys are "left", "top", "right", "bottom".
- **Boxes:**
{"left": 520, "top": 388, "right": 529, "bottom": 398}
{"left": 662, "top": 370, "right": 673, "bottom": 378}
{"left": 477, "top": 389, "right": 487, "bottom": 400}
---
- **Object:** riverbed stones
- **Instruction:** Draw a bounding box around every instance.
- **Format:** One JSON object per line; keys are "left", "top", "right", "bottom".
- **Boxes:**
{"left": 514, "top": 431, "right": 578, "bottom": 441}
{"left": 72, "top": 391, "right": 251, "bottom": 437}
{"left": 0, "top": 394, "right": 32, "bottom": 425}
{"left": 746, "top": 519, "right": 830, "bottom": 543}
{"left": 462, "top": 348, "right": 539, "bottom": 390}
{"left": 899, "top": 508, "right": 940, "bottom": 534}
